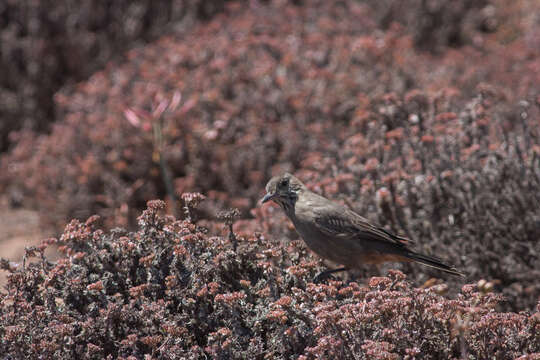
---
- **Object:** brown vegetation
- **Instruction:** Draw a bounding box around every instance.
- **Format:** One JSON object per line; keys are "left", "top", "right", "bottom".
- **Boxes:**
{"left": 0, "top": 0, "right": 539, "bottom": 357}
{"left": 0, "top": 201, "right": 538, "bottom": 358}
{"left": 0, "top": 0, "right": 239, "bottom": 151}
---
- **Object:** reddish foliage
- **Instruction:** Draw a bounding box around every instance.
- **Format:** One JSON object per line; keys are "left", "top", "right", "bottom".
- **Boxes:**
{"left": 0, "top": 201, "right": 538, "bottom": 358}
{"left": 0, "top": 0, "right": 539, "bottom": 327}
{"left": 0, "top": 0, "right": 240, "bottom": 151}
{"left": 3, "top": 0, "right": 538, "bottom": 227}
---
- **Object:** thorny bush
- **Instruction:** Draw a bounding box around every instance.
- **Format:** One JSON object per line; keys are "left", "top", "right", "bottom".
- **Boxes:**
{"left": 0, "top": 200, "right": 538, "bottom": 359}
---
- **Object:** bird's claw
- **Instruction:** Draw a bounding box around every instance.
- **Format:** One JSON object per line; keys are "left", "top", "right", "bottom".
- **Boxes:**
{"left": 312, "top": 272, "right": 330, "bottom": 283}
{"left": 312, "top": 267, "right": 348, "bottom": 283}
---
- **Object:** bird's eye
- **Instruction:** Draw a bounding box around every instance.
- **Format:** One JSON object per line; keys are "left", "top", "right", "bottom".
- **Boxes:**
{"left": 279, "top": 178, "right": 289, "bottom": 188}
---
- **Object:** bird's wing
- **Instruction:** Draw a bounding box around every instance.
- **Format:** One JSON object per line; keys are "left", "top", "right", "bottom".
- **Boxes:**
{"left": 313, "top": 206, "right": 412, "bottom": 247}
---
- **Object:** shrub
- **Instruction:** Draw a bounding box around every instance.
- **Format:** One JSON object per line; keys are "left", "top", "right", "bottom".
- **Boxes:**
{"left": 0, "top": 200, "right": 538, "bottom": 358}
{"left": 279, "top": 91, "right": 540, "bottom": 312}
{"left": 2, "top": 0, "right": 538, "bottom": 225}
{"left": 1, "top": 0, "right": 539, "bottom": 311}
{"left": 0, "top": 0, "right": 238, "bottom": 151}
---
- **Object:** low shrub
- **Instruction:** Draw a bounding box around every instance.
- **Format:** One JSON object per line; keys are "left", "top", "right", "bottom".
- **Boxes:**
{"left": 0, "top": 0, "right": 238, "bottom": 151}
{"left": 272, "top": 92, "right": 540, "bottom": 312}
{"left": 0, "top": 200, "right": 538, "bottom": 359}
{"left": 1, "top": 0, "right": 539, "bottom": 312}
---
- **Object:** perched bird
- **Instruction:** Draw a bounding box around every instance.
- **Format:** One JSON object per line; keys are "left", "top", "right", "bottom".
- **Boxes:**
{"left": 261, "top": 173, "right": 463, "bottom": 281}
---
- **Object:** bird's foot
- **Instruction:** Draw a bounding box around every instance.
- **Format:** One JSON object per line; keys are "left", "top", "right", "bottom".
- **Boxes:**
{"left": 312, "top": 267, "right": 348, "bottom": 283}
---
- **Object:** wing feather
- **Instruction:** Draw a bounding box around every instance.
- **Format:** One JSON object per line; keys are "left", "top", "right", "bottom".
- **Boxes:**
{"left": 313, "top": 207, "right": 412, "bottom": 247}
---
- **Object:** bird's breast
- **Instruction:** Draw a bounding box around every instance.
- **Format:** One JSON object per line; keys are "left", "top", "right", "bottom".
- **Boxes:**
{"left": 289, "top": 205, "right": 339, "bottom": 259}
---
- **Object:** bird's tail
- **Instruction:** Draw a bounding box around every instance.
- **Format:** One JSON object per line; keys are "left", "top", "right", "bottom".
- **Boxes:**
{"left": 406, "top": 251, "right": 464, "bottom": 277}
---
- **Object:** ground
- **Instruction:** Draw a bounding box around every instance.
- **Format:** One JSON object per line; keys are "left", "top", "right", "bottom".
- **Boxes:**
{"left": 0, "top": 197, "right": 52, "bottom": 287}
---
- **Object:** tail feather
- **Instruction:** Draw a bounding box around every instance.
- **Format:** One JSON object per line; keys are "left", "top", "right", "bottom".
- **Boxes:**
{"left": 406, "top": 251, "right": 464, "bottom": 277}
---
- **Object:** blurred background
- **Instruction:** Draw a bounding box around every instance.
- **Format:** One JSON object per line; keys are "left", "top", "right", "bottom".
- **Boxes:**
{"left": 0, "top": 0, "right": 538, "bottom": 310}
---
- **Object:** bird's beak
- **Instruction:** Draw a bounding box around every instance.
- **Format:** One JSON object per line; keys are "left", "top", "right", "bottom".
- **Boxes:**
{"left": 261, "top": 192, "right": 276, "bottom": 204}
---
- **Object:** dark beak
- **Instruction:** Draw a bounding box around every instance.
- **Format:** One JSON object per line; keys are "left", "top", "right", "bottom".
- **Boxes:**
{"left": 261, "top": 192, "right": 276, "bottom": 204}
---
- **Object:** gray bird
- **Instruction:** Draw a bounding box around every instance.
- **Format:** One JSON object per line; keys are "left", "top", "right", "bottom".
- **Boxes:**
{"left": 261, "top": 173, "right": 463, "bottom": 281}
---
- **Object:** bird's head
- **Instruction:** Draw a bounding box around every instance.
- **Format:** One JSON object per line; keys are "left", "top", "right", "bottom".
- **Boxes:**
{"left": 261, "top": 173, "right": 306, "bottom": 210}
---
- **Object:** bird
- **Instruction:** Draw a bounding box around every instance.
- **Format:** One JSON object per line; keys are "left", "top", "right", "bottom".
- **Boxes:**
{"left": 261, "top": 173, "right": 464, "bottom": 282}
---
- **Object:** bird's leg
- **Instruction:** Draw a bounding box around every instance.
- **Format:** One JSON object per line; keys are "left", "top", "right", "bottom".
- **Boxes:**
{"left": 313, "top": 267, "right": 348, "bottom": 283}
